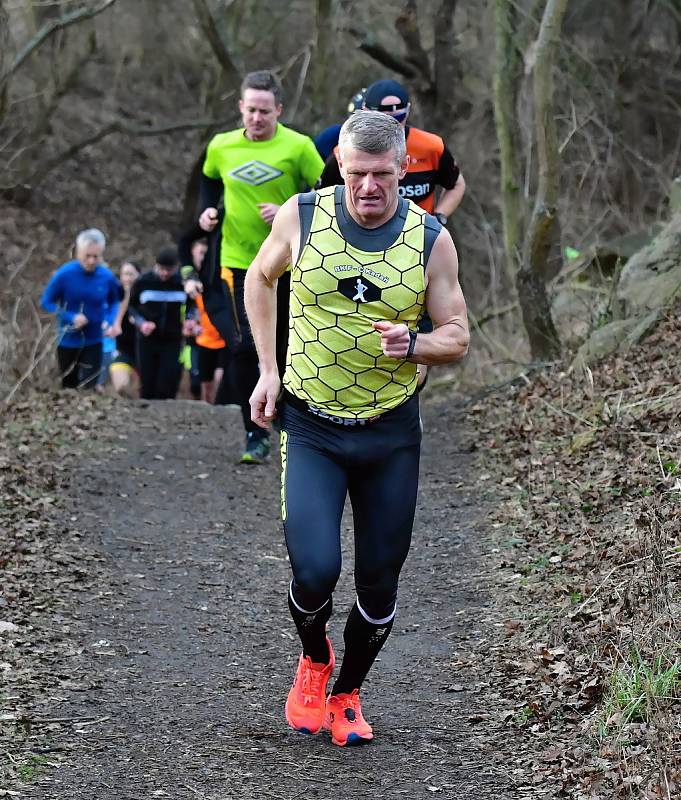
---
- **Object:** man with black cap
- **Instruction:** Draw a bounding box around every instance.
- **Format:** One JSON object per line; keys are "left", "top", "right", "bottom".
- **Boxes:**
{"left": 318, "top": 78, "right": 465, "bottom": 224}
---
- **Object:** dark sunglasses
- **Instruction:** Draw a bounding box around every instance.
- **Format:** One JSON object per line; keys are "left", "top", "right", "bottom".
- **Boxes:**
{"left": 365, "top": 104, "right": 408, "bottom": 124}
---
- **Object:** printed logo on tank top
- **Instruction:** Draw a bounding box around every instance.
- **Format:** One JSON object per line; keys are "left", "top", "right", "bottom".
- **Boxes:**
{"left": 333, "top": 264, "right": 389, "bottom": 284}
{"left": 229, "top": 160, "right": 283, "bottom": 186}
{"left": 337, "top": 275, "right": 382, "bottom": 305}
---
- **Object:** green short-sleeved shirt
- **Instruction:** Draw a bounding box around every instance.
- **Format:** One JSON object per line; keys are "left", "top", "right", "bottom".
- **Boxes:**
{"left": 203, "top": 124, "right": 325, "bottom": 270}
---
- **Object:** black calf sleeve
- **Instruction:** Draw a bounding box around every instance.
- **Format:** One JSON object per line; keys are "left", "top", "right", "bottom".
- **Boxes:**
{"left": 288, "top": 587, "right": 332, "bottom": 664}
{"left": 331, "top": 602, "right": 394, "bottom": 695}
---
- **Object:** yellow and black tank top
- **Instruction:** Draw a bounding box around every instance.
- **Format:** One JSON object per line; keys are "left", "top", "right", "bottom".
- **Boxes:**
{"left": 283, "top": 185, "right": 442, "bottom": 419}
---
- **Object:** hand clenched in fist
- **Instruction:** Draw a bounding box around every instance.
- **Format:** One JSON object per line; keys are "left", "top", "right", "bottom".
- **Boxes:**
{"left": 372, "top": 320, "right": 413, "bottom": 360}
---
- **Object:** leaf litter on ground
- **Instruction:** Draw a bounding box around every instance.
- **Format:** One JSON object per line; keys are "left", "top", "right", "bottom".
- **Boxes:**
{"left": 465, "top": 303, "right": 680, "bottom": 798}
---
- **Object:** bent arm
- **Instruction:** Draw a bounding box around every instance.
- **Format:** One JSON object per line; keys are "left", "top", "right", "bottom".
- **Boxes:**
{"left": 410, "top": 230, "right": 469, "bottom": 366}
{"left": 114, "top": 291, "right": 130, "bottom": 330}
{"left": 435, "top": 174, "right": 466, "bottom": 217}
{"left": 40, "top": 273, "right": 75, "bottom": 324}
{"left": 105, "top": 278, "right": 122, "bottom": 326}
{"left": 199, "top": 173, "right": 223, "bottom": 213}
{"left": 244, "top": 196, "right": 299, "bottom": 375}
{"left": 127, "top": 279, "right": 149, "bottom": 326}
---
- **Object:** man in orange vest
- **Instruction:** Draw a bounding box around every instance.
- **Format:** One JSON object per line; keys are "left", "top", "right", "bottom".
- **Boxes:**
{"left": 319, "top": 78, "right": 466, "bottom": 223}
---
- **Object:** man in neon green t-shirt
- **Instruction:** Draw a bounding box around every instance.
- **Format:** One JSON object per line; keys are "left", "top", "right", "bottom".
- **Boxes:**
{"left": 196, "top": 70, "right": 324, "bottom": 464}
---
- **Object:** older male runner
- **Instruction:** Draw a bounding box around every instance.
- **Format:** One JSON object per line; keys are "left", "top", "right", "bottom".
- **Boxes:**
{"left": 245, "top": 111, "right": 469, "bottom": 746}
{"left": 40, "top": 228, "right": 121, "bottom": 390}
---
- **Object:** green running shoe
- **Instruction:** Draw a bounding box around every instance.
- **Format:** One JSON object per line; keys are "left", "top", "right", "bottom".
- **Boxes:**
{"left": 240, "top": 432, "right": 271, "bottom": 465}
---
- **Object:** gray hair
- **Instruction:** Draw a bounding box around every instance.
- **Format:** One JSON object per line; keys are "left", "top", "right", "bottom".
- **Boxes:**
{"left": 75, "top": 228, "right": 106, "bottom": 251}
{"left": 338, "top": 110, "right": 406, "bottom": 164}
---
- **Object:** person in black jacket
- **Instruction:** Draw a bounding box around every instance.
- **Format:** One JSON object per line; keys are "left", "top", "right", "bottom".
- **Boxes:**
{"left": 129, "top": 246, "right": 187, "bottom": 400}
{"left": 110, "top": 260, "right": 141, "bottom": 397}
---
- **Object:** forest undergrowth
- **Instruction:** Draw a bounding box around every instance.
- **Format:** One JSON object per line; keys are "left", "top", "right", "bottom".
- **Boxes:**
{"left": 467, "top": 304, "right": 681, "bottom": 798}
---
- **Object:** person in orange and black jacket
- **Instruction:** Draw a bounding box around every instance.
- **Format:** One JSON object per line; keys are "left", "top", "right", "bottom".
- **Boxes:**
{"left": 318, "top": 79, "right": 465, "bottom": 222}
{"left": 178, "top": 216, "right": 241, "bottom": 408}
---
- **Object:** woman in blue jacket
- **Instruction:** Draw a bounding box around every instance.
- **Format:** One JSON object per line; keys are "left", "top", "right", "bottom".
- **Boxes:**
{"left": 40, "top": 228, "right": 121, "bottom": 389}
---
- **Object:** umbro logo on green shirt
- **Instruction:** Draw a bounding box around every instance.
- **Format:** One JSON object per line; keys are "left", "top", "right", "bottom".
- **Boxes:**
{"left": 229, "top": 160, "right": 284, "bottom": 186}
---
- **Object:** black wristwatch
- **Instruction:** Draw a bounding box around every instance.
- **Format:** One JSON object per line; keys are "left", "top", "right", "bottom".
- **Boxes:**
{"left": 434, "top": 212, "right": 448, "bottom": 226}
{"left": 407, "top": 330, "right": 418, "bottom": 358}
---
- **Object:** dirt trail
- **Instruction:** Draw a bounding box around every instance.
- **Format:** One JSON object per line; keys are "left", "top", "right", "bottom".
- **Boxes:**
{"left": 24, "top": 397, "right": 518, "bottom": 799}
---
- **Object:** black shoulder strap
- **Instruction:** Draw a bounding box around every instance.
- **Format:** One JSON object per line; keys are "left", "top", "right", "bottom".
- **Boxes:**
{"left": 423, "top": 214, "right": 442, "bottom": 270}
{"left": 297, "top": 191, "right": 317, "bottom": 260}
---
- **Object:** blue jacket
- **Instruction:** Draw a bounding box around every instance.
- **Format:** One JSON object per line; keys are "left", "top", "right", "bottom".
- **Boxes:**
{"left": 40, "top": 260, "right": 121, "bottom": 348}
{"left": 314, "top": 124, "right": 342, "bottom": 161}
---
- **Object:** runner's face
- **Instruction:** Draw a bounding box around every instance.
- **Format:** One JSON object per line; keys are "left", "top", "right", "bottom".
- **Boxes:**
{"left": 154, "top": 264, "right": 177, "bottom": 282}
{"left": 191, "top": 242, "right": 208, "bottom": 268}
{"left": 119, "top": 263, "right": 139, "bottom": 291}
{"left": 338, "top": 146, "right": 409, "bottom": 226}
{"left": 239, "top": 89, "right": 282, "bottom": 141}
{"left": 76, "top": 242, "right": 103, "bottom": 272}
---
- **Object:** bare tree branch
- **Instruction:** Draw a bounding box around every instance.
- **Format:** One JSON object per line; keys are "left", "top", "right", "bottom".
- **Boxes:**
{"left": 0, "top": 0, "right": 117, "bottom": 93}
{"left": 190, "top": 0, "right": 241, "bottom": 83}
{"left": 285, "top": 47, "right": 312, "bottom": 124}
{"left": 341, "top": 25, "right": 418, "bottom": 78}
{"left": 395, "top": 0, "right": 431, "bottom": 81}
{"left": 311, "top": 0, "right": 333, "bottom": 128}
{"left": 475, "top": 301, "right": 519, "bottom": 327}
{"left": 8, "top": 110, "right": 237, "bottom": 195}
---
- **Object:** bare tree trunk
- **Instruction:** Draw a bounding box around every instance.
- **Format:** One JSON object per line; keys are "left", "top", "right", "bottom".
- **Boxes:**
{"left": 311, "top": 0, "right": 333, "bottom": 129}
{"left": 492, "top": 0, "right": 523, "bottom": 281}
{"left": 395, "top": 0, "right": 432, "bottom": 96}
{"left": 0, "top": 0, "right": 9, "bottom": 122}
{"left": 612, "top": 0, "right": 646, "bottom": 215}
{"left": 432, "top": 0, "right": 460, "bottom": 137}
{"left": 516, "top": 0, "right": 567, "bottom": 361}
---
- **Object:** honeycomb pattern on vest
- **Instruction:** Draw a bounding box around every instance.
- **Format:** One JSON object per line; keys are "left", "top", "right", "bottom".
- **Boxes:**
{"left": 283, "top": 187, "right": 427, "bottom": 420}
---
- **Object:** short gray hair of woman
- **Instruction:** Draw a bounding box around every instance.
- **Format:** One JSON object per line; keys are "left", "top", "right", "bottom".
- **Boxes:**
{"left": 75, "top": 228, "right": 106, "bottom": 251}
{"left": 339, "top": 110, "right": 406, "bottom": 165}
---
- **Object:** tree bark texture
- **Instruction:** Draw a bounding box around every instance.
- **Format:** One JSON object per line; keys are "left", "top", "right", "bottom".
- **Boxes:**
{"left": 311, "top": 0, "right": 333, "bottom": 129}
{"left": 432, "top": 0, "right": 460, "bottom": 137}
{"left": 525, "top": 0, "right": 567, "bottom": 282}
{"left": 190, "top": 0, "right": 241, "bottom": 86}
{"left": 0, "top": 0, "right": 9, "bottom": 122}
{"left": 518, "top": 0, "right": 568, "bottom": 360}
{"left": 516, "top": 264, "right": 562, "bottom": 360}
{"left": 492, "top": 0, "right": 523, "bottom": 280}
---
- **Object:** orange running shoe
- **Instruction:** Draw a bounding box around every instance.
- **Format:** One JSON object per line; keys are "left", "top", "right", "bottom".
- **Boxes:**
{"left": 323, "top": 690, "right": 374, "bottom": 746}
{"left": 285, "top": 638, "right": 335, "bottom": 735}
